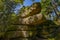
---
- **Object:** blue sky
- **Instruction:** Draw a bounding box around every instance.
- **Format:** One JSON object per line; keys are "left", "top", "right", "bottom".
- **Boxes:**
{"left": 14, "top": 0, "right": 60, "bottom": 20}
{"left": 14, "top": 0, "right": 40, "bottom": 13}
{"left": 57, "top": 6, "right": 60, "bottom": 11}
{"left": 23, "top": 0, "right": 40, "bottom": 6}
{"left": 14, "top": 0, "right": 60, "bottom": 13}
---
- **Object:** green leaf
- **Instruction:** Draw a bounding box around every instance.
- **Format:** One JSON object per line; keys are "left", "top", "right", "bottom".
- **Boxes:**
{"left": 12, "top": 0, "right": 24, "bottom": 4}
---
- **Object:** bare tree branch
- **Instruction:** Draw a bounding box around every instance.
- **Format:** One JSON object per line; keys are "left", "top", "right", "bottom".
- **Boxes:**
{"left": 51, "top": 0, "right": 59, "bottom": 17}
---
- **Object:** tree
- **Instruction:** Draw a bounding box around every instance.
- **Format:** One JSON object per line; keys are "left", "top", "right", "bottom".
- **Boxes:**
{"left": 0, "top": 0, "right": 60, "bottom": 40}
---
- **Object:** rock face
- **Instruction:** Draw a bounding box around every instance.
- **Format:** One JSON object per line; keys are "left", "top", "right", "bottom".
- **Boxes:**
{"left": 0, "top": 2, "right": 59, "bottom": 40}
{"left": 17, "top": 2, "right": 45, "bottom": 25}
{"left": 0, "top": 2, "right": 42, "bottom": 40}
{"left": 19, "top": 2, "right": 41, "bottom": 18}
